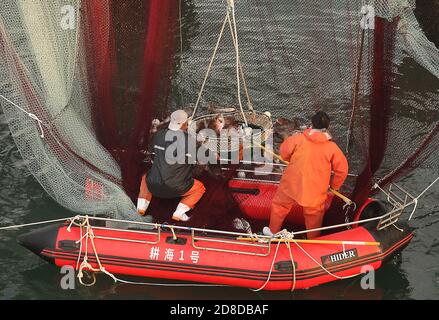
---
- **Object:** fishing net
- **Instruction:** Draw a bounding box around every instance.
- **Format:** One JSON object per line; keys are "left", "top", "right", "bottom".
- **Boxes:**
{"left": 0, "top": 0, "right": 438, "bottom": 228}
{"left": 0, "top": 0, "right": 177, "bottom": 222}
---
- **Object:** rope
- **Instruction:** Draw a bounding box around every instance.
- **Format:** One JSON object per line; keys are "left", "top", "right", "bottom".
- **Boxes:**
{"left": 372, "top": 176, "right": 438, "bottom": 222}
{"left": 0, "top": 216, "right": 76, "bottom": 231}
{"left": 408, "top": 176, "right": 438, "bottom": 221}
{"left": 76, "top": 217, "right": 106, "bottom": 286}
{"left": 178, "top": 0, "right": 186, "bottom": 107}
{"left": 294, "top": 241, "right": 363, "bottom": 280}
{"left": 345, "top": 7, "right": 368, "bottom": 154}
{"left": 238, "top": 236, "right": 380, "bottom": 246}
{"left": 191, "top": 13, "right": 229, "bottom": 119}
{"left": 251, "top": 240, "right": 282, "bottom": 292}
{"left": 226, "top": 10, "right": 253, "bottom": 111}
{"left": 228, "top": 1, "right": 248, "bottom": 126}
{"left": 75, "top": 219, "right": 84, "bottom": 271}
{"left": 0, "top": 94, "right": 122, "bottom": 188}
{"left": 72, "top": 216, "right": 228, "bottom": 288}
{"left": 191, "top": 0, "right": 251, "bottom": 125}
{"left": 251, "top": 228, "right": 366, "bottom": 292}
{"left": 170, "top": 226, "right": 177, "bottom": 241}
{"left": 286, "top": 241, "right": 296, "bottom": 292}
{"left": 268, "top": 230, "right": 363, "bottom": 282}
{"left": 413, "top": 176, "right": 439, "bottom": 200}
{"left": 0, "top": 94, "right": 45, "bottom": 138}
{"left": 251, "top": 230, "right": 298, "bottom": 292}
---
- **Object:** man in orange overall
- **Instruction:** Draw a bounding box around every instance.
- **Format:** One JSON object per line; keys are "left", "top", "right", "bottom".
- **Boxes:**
{"left": 264, "top": 111, "right": 348, "bottom": 239}
{"left": 137, "top": 110, "right": 206, "bottom": 221}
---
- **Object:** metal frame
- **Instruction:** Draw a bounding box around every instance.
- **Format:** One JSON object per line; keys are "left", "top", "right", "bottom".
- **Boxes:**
{"left": 375, "top": 183, "right": 416, "bottom": 231}
{"left": 190, "top": 229, "right": 271, "bottom": 256}
{"left": 91, "top": 225, "right": 161, "bottom": 245}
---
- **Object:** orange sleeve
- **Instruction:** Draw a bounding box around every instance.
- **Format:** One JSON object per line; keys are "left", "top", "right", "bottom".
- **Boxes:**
{"left": 330, "top": 145, "right": 349, "bottom": 190}
{"left": 279, "top": 135, "right": 299, "bottom": 163}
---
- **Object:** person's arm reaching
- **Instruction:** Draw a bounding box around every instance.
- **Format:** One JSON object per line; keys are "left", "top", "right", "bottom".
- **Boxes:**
{"left": 330, "top": 145, "right": 349, "bottom": 190}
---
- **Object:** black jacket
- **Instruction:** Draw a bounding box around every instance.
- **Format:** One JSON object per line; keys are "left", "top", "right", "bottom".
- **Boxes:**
{"left": 147, "top": 129, "right": 195, "bottom": 198}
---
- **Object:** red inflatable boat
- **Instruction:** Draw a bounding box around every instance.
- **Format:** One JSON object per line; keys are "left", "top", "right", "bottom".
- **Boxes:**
{"left": 229, "top": 179, "right": 335, "bottom": 225}
{"left": 18, "top": 179, "right": 414, "bottom": 291}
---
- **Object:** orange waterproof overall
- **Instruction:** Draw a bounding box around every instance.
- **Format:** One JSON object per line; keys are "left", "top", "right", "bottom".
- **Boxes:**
{"left": 269, "top": 128, "right": 348, "bottom": 238}
{"left": 138, "top": 174, "right": 206, "bottom": 209}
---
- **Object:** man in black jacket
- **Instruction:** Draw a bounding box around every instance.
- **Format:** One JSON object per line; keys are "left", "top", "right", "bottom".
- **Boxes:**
{"left": 137, "top": 110, "right": 206, "bottom": 221}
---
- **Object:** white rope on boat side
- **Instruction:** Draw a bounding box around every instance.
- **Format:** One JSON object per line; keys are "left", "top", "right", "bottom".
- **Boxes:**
{"left": 294, "top": 241, "right": 363, "bottom": 281}
{"left": 281, "top": 230, "right": 362, "bottom": 283}
{"left": 251, "top": 240, "right": 282, "bottom": 292}
{"left": 252, "top": 228, "right": 364, "bottom": 292}
{"left": 274, "top": 230, "right": 297, "bottom": 292}
{"left": 286, "top": 241, "right": 297, "bottom": 292}
{"left": 70, "top": 216, "right": 228, "bottom": 287}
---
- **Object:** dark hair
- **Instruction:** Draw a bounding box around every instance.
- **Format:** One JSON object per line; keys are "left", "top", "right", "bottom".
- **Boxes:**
{"left": 311, "top": 111, "right": 330, "bottom": 129}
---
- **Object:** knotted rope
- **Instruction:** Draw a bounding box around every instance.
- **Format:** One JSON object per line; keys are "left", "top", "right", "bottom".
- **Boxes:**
{"left": 68, "top": 216, "right": 227, "bottom": 287}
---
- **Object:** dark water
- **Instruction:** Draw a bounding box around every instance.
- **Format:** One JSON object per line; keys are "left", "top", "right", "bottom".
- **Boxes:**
{"left": 1, "top": 3, "right": 439, "bottom": 300}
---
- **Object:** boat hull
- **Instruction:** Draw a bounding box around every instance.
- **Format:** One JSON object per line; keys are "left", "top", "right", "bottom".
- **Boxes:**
{"left": 18, "top": 221, "right": 413, "bottom": 290}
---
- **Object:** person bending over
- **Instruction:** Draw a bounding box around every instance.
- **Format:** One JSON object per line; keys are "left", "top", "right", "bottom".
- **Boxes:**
{"left": 137, "top": 110, "right": 206, "bottom": 221}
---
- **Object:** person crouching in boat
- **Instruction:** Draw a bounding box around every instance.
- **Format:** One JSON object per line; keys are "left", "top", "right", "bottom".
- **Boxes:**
{"left": 137, "top": 110, "right": 206, "bottom": 221}
{"left": 263, "top": 111, "right": 348, "bottom": 239}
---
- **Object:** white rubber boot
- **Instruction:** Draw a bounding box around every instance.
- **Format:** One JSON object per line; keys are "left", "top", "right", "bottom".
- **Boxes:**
{"left": 137, "top": 198, "right": 150, "bottom": 216}
{"left": 262, "top": 226, "right": 274, "bottom": 237}
{"left": 172, "top": 203, "right": 191, "bottom": 221}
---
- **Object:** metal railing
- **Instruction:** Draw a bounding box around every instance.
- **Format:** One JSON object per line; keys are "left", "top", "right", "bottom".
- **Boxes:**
{"left": 81, "top": 216, "right": 273, "bottom": 256}
{"left": 91, "top": 225, "right": 161, "bottom": 245}
{"left": 191, "top": 229, "right": 271, "bottom": 256}
{"left": 375, "top": 183, "right": 416, "bottom": 231}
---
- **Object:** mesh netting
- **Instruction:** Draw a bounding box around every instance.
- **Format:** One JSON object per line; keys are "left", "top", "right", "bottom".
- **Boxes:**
{"left": 0, "top": 0, "right": 178, "bottom": 221}
{"left": 0, "top": 1, "right": 135, "bottom": 220}
{"left": 0, "top": 0, "right": 438, "bottom": 226}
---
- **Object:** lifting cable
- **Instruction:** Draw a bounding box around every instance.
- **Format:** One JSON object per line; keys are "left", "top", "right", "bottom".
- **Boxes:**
{"left": 191, "top": 0, "right": 252, "bottom": 126}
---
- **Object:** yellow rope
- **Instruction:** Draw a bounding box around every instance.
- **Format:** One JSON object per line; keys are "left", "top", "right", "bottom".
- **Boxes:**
{"left": 237, "top": 236, "right": 380, "bottom": 247}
